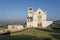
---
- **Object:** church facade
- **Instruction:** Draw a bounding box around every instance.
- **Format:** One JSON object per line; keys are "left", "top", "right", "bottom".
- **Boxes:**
{"left": 27, "top": 7, "right": 53, "bottom": 28}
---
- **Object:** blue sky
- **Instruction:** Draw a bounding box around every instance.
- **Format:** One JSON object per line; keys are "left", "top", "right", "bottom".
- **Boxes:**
{"left": 0, "top": 0, "right": 60, "bottom": 22}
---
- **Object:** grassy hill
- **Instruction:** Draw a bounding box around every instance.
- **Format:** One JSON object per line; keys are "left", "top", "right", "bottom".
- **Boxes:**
{"left": 0, "top": 28, "right": 60, "bottom": 40}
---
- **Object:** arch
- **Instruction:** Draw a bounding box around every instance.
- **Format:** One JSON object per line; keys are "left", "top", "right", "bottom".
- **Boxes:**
{"left": 37, "top": 22, "right": 42, "bottom": 27}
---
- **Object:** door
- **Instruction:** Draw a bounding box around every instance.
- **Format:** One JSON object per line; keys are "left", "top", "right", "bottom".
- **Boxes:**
{"left": 38, "top": 22, "right": 42, "bottom": 27}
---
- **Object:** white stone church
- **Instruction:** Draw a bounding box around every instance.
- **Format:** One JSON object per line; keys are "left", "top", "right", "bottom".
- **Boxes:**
{"left": 7, "top": 7, "right": 53, "bottom": 32}
{"left": 27, "top": 7, "right": 53, "bottom": 28}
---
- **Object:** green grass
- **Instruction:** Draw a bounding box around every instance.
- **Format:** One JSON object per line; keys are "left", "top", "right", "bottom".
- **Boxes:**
{"left": 0, "top": 28, "right": 60, "bottom": 40}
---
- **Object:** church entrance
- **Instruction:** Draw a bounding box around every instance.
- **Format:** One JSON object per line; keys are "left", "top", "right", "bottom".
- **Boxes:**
{"left": 37, "top": 22, "right": 42, "bottom": 27}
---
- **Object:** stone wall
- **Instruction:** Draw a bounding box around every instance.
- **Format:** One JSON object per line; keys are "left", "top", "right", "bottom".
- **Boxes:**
{"left": 8, "top": 25, "right": 24, "bottom": 32}
{"left": 0, "top": 28, "right": 8, "bottom": 34}
{"left": 42, "top": 21, "right": 53, "bottom": 28}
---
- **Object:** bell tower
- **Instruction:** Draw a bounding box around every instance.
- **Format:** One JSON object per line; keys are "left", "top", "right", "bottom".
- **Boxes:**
{"left": 27, "top": 7, "right": 34, "bottom": 27}
{"left": 28, "top": 7, "right": 33, "bottom": 17}
{"left": 27, "top": 7, "right": 34, "bottom": 22}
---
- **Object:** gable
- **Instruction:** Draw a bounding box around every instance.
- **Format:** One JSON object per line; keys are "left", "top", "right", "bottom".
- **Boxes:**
{"left": 35, "top": 8, "right": 46, "bottom": 15}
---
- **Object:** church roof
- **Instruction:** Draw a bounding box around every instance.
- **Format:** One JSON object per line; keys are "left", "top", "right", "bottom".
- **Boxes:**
{"left": 36, "top": 8, "right": 45, "bottom": 12}
{"left": 34, "top": 8, "right": 46, "bottom": 15}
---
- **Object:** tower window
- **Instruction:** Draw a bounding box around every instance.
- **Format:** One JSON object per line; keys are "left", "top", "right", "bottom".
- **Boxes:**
{"left": 29, "top": 8, "right": 32, "bottom": 10}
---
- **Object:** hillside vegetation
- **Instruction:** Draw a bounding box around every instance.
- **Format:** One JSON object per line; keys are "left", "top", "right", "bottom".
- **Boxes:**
{"left": 0, "top": 28, "right": 60, "bottom": 40}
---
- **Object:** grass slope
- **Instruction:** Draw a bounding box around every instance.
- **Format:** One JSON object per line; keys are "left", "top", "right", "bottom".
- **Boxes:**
{"left": 0, "top": 28, "right": 60, "bottom": 40}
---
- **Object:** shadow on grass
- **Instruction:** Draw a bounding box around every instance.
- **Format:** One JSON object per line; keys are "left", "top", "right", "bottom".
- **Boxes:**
{"left": 36, "top": 28, "right": 60, "bottom": 33}
{"left": 0, "top": 34, "right": 52, "bottom": 40}
{"left": 36, "top": 28, "right": 60, "bottom": 40}
{"left": 0, "top": 31, "right": 10, "bottom": 36}
{"left": 11, "top": 28, "right": 28, "bottom": 34}
{"left": 0, "top": 29, "right": 52, "bottom": 40}
{"left": 51, "top": 28, "right": 60, "bottom": 33}
{"left": 0, "top": 28, "right": 60, "bottom": 40}
{"left": 50, "top": 33, "right": 60, "bottom": 40}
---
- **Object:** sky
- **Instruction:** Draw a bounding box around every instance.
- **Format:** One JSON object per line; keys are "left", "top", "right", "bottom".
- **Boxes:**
{"left": 0, "top": 0, "right": 60, "bottom": 22}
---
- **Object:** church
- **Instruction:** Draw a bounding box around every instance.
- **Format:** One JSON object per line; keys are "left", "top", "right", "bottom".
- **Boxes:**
{"left": 27, "top": 7, "right": 53, "bottom": 28}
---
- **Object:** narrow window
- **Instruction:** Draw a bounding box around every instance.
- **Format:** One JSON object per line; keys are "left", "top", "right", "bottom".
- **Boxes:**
{"left": 39, "top": 12, "right": 41, "bottom": 14}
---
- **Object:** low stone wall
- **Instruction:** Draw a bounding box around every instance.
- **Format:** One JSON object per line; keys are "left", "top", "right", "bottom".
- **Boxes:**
{"left": 8, "top": 24, "right": 24, "bottom": 32}
{"left": 0, "top": 28, "right": 8, "bottom": 34}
